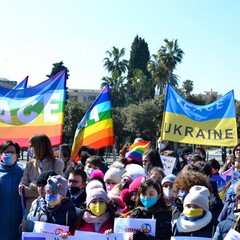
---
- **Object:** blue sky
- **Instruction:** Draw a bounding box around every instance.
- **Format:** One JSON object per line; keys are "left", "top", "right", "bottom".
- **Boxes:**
{"left": 1, "top": 0, "right": 240, "bottom": 100}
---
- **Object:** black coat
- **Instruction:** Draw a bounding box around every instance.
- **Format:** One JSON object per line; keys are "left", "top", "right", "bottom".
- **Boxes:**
{"left": 130, "top": 207, "right": 172, "bottom": 240}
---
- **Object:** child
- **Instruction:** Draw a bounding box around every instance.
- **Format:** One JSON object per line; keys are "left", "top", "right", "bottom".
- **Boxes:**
{"left": 129, "top": 178, "right": 172, "bottom": 240}
{"left": 173, "top": 185, "right": 218, "bottom": 238}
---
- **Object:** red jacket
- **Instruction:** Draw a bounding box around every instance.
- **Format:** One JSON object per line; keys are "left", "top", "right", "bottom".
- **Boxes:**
{"left": 78, "top": 218, "right": 113, "bottom": 233}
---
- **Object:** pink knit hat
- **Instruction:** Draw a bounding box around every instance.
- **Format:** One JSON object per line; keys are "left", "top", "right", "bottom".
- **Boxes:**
{"left": 86, "top": 180, "right": 110, "bottom": 206}
{"left": 129, "top": 176, "right": 146, "bottom": 193}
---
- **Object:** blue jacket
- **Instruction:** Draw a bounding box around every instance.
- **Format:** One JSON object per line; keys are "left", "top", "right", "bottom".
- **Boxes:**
{"left": 214, "top": 213, "right": 240, "bottom": 240}
{"left": 0, "top": 162, "right": 23, "bottom": 240}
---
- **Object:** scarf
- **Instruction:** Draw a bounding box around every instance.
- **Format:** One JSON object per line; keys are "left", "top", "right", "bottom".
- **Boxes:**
{"left": 176, "top": 211, "right": 212, "bottom": 233}
{"left": 82, "top": 210, "right": 110, "bottom": 224}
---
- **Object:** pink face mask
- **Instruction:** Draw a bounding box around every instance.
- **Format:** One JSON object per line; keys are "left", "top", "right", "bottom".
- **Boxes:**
{"left": 106, "top": 183, "right": 115, "bottom": 192}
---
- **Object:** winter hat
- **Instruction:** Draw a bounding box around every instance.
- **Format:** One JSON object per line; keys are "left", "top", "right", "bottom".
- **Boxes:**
{"left": 45, "top": 175, "right": 68, "bottom": 196}
{"left": 90, "top": 169, "right": 104, "bottom": 180}
{"left": 86, "top": 180, "right": 110, "bottom": 206}
{"left": 36, "top": 170, "right": 58, "bottom": 186}
{"left": 162, "top": 174, "right": 176, "bottom": 186}
{"left": 104, "top": 166, "right": 125, "bottom": 184}
{"left": 129, "top": 176, "right": 146, "bottom": 193}
{"left": 183, "top": 185, "right": 210, "bottom": 212}
{"left": 122, "top": 164, "right": 146, "bottom": 184}
{"left": 108, "top": 185, "right": 125, "bottom": 208}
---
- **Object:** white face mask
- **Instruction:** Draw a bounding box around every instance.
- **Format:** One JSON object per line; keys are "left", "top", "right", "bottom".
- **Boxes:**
{"left": 163, "top": 188, "right": 173, "bottom": 199}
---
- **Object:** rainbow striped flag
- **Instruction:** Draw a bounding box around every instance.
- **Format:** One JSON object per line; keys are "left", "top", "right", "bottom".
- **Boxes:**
{"left": 70, "top": 84, "right": 114, "bottom": 161}
{"left": 125, "top": 141, "right": 150, "bottom": 163}
{"left": 13, "top": 76, "right": 28, "bottom": 90}
{"left": 0, "top": 70, "right": 66, "bottom": 147}
{"left": 161, "top": 84, "right": 238, "bottom": 146}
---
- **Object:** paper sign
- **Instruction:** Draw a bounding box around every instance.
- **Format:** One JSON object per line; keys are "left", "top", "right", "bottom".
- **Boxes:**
{"left": 114, "top": 218, "right": 156, "bottom": 240}
{"left": 33, "top": 221, "right": 69, "bottom": 236}
{"left": 224, "top": 228, "right": 240, "bottom": 240}
{"left": 73, "top": 231, "right": 123, "bottom": 240}
{"left": 160, "top": 155, "right": 176, "bottom": 175}
{"left": 22, "top": 232, "right": 62, "bottom": 240}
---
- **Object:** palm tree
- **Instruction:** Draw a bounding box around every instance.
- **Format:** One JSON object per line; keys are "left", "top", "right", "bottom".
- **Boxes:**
{"left": 158, "top": 39, "right": 184, "bottom": 85}
{"left": 102, "top": 47, "right": 129, "bottom": 107}
{"left": 103, "top": 47, "right": 128, "bottom": 78}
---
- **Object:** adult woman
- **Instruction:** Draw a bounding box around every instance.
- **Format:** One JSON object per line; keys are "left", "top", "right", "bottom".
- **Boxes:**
{"left": 19, "top": 133, "right": 64, "bottom": 212}
{"left": 142, "top": 149, "right": 163, "bottom": 177}
{"left": 129, "top": 178, "right": 172, "bottom": 240}
{"left": 0, "top": 140, "right": 23, "bottom": 240}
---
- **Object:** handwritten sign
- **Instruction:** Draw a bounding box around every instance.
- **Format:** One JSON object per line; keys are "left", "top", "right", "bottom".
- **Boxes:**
{"left": 160, "top": 155, "right": 176, "bottom": 175}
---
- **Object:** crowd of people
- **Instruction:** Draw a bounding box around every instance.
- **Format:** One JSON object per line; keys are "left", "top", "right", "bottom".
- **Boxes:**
{"left": 1, "top": 133, "right": 240, "bottom": 240}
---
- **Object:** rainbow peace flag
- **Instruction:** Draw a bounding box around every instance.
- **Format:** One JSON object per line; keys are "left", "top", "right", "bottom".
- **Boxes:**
{"left": 125, "top": 141, "right": 150, "bottom": 163}
{"left": 0, "top": 70, "right": 66, "bottom": 147}
{"left": 161, "top": 84, "right": 238, "bottom": 146}
{"left": 70, "top": 84, "right": 114, "bottom": 161}
{"left": 13, "top": 76, "right": 28, "bottom": 90}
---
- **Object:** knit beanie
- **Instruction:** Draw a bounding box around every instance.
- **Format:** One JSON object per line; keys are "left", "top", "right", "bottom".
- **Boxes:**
{"left": 36, "top": 170, "right": 58, "bottom": 186}
{"left": 107, "top": 185, "right": 125, "bottom": 208}
{"left": 162, "top": 174, "right": 176, "bottom": 186}
{"left": 86, "top": 180, "right": 110, "bottom": 206}
{"left": 104, "top": 167, "right": 125, "bottom": 184}
{"left": 45, "top": 175, "right": 68, "bottom": 196}
{"left": 129, "top": 176, "right": 146, "bottom": 193}
{"left": 183, "top": 185, "right": 210, "bottom": 212}
{"left": 122, "top": 164, "right": 146, "bottom": 184}
{"left": 90, "top": 169, "right": 104, "bottom": 180}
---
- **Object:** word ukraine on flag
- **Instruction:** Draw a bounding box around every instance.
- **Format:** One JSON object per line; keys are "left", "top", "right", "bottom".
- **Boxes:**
{"left": 70, "top": 84, "right": 114, "bottom": 161}
{"left": 125, "top": 141, "right": 150, "bottom": 163}
{"left": 0, "top": 70, "right": 66, "bottom": 147}
{"left": 161, "top": 84, "right": 238, "bottom": 146}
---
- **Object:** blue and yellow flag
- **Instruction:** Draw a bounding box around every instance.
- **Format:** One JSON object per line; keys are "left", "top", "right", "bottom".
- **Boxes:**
{"left": 161, "top": 84, "right": 238, "bottom": 146}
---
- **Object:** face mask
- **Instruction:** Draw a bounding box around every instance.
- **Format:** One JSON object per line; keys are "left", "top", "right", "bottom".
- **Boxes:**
{"left": 45, "top": 193, "right": 62, "bottom": 207}
{"left": 28, "top": 148, "right": 35, "bottom": 158}
{"left": 81, "top": 155, "right": 89, "bottom": 165}
{"left": 143, "top": 164, "right": 152, "bottom": 175}
{"left": 85, "top": 167, "right": 93, "bottom": 176}
{"left": 140, "top": 196, "right": 158, "bottom": 209}
{"left": 1, "top": 153, "right": 17, "bottom": 166}
{"left": 163, "top": 188, "right": 173, "bottom": 199}
{"left": 89, "top": 202, "right": 107, "bottom": 216}
{"left": 69, "top": 186, "right": 80, "bottom": 195}
{"left": 183, "top": 207, "right": 204, "bottom": 219}
{"left": 106, "top": 183, "right": 115, "bottom": 192}
{"left": 159, "top": 143, "right": 166, "bottom": 151}
{"left": 186, "top": 154, "right": 192, "bottom": 161}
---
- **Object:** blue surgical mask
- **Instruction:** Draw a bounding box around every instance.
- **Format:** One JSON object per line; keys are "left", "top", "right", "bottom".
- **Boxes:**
{"left": 140, "top": 196, "right": 158, "bottom": 209}
{"left": 28, "top": 148, "right": 35, "bottom": 158}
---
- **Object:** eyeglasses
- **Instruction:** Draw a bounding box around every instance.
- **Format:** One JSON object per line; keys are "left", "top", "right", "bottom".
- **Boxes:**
{"left": 68, "top": 179, "right": 81, "bottom": 184}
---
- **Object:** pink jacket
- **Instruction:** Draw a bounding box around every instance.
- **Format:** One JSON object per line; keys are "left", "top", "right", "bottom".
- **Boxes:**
{"left": 78, "top": 218, "right": 113, "bottom": 234}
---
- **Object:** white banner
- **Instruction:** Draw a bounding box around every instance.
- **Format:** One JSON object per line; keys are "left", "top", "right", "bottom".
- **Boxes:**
{"left": 160, "top": 155, "right": 176, "bottom": 175}
{"left": 114, "top": 218, "right": 156, "bottom": 240}
{"left": 22, "top": 232, "right": 63, "bottom": 240}
{"left": 33, "top": 221, "right": 69, "bottom": 236}
{"left": 22, "top": 231, "right": 124, "bottom": 240}
{"left": 73, "top": 231, "right": 123, "bottom": 240}
{"left": 171, "top": 237, "right": 212, "bottom": 240}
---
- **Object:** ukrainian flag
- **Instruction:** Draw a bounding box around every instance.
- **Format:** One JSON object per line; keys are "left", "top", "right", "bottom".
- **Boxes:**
{"left": 161, "top": 84, "right": 238, "bottom": 146}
